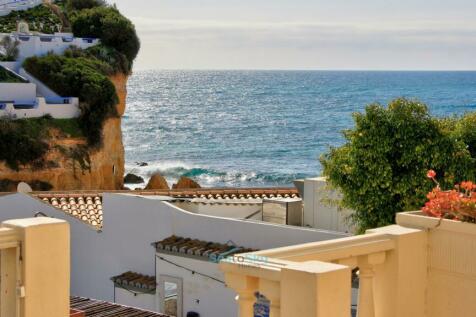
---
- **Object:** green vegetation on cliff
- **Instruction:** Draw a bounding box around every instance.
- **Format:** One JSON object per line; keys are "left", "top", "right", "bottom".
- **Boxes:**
{"left": 0, "top": 4, "right": 61, "bottom": 34}
{"left": 0, "top": 116, "right": 83, "bottom": 170}
{"left": 0, "top": 0, "right": 139, "bottom": 172}
{"left": 23, "top": 54, "right": 118, "bottom": 146}
{"left": 0, "top": 66, "right": 26, "bottom": 83}
{"left": 68, "top": 4, "right": 140, "bottom": 72}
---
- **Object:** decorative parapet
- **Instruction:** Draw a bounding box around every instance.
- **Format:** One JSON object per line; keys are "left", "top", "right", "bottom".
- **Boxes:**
{"left": 0, "top": 217, "right": 70, "bottom": 317}
{"left": 220, "top": 216, "right": 429, "bottom": 317}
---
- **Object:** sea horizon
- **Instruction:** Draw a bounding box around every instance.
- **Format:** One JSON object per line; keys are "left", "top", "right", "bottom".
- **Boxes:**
{"left": 123, "top": 69, "right": 476, "bottom": 188}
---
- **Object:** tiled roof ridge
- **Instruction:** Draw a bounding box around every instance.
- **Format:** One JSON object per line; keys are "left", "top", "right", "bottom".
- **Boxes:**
{"left": 31, "top": 186, "right": 299, "bottom": 197}
{"left": 153, "top": 235, "right": 256, "bottom": 262}
{"left": 111, "top": 271, "right": 156, "bottom": 292}
{"left": 28, "top": 187, "right": 299, "bottom": 229}
{"left": 70, "top": 296, "right": 169, "bottom": 317}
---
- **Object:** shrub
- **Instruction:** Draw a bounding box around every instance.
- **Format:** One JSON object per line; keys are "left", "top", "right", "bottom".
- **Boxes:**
{"left": 0, "top": 65, "right": 26, "bottom": 83}
{"left": 451, "top": 112, "right": 476, "bottom": 158}
{"left": 320, "top": 98, "right": 476, "bottom": 232}
{"left": 0, "top": 119, "right": 49, "bottom": 170}
{"left": 69, "top": 6, "right": 140, "bottom": 69}
{"left": 64, "top": 44, "right": 130, "bottom": 74}
{"left": 66, "top": 0, "right": 106, "bottom": 11}
{"left": 23, "top": 54, "right": 118, "bottom": 146}
{"left": 0, "top": 4, "right": 61, "bottom": 34}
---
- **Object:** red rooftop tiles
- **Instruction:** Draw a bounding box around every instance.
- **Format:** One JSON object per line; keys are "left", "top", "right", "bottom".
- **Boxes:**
{"left": 70, "top": 296, "right": 168, "bottom": 317}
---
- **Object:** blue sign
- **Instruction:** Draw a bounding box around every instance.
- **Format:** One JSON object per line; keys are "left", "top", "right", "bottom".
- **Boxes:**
{"left": 254, "top": 293, "right": 270, "bottom": 317}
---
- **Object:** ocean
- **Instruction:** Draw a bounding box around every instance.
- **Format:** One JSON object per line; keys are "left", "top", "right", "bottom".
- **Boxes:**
{"left": 123, "top": 70, "right": 476, "bottom": 188}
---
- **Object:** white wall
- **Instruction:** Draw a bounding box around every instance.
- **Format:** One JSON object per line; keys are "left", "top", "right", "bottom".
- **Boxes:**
{"left": 173, "top": 200, "right": 262, "bottom": 220}
{"left": 0, "top": 97, "right": 80, "bottom": 119}
{"left": 156, "top": 253, "right": 238, "bottom": 317}
{"left": 0, "top": 61, "right": 21, "bottom": 73}
{"left": 304, "top": 177, "right": 355, "bottom": 233}
{"left": 115, "top": 288, "right": 156, "bottom": 312}
{"left": 0, "top": 193, "right": 348, "bottom": 315}
{"left": 0, "top": 82, "right": 36, "bottom": 102}
{"left": 7, "top": 33, "right": 99, "bottom": 63}
{"left": 0, "top": 0, "right": 43, "bottom": 16}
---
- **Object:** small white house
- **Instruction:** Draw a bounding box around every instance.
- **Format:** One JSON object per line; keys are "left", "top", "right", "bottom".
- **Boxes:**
{"left": 0, "top": 65, "right": 80, "bottom": 119}
{"left": 0, "top": 0, "right": 44, "bottom": 16}
{"left": 9, "top": 31, "right": 99, "bottom": 63}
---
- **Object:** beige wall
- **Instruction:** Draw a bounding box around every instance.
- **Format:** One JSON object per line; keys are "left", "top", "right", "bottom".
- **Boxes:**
{"left": 221, "top": 212, "right": 476, "bottom": 317}
{"left": 3, "top": 218, "right": 70, "bottom": 317}
{"left": 397, "top": 212, "right": 476, "bottom": 317}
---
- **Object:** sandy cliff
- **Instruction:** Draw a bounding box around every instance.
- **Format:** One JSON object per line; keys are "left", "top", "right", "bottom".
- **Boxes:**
{"left": 0, "top": 73, "right": 129, "bottom": 191}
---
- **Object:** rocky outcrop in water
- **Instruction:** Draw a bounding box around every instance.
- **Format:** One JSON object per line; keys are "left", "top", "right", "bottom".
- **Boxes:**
{"left": 173, "top": 177, "right": 201, "bottom": 189}
{"left": 145, "top": 173, "right": 170, "bottom": 190}
{"left": 124, "top": 173, "right": 144, "bottom": 184}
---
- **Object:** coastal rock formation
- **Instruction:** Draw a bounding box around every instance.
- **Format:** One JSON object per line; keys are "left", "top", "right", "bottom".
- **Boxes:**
{"left": 173, "top": 177, "right": 201, "bottom": 189}
{"left": 124, "top": 173, "right": 144, "bottom": 184}
{"left": 145, "top": 173, "right": 170, "bottom": 190}
{"left": 0, "top": 74, "right": 128, "bottom": 191}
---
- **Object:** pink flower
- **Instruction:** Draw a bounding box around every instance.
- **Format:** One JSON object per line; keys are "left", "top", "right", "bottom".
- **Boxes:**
{"left": 427, "top": 170, "right": 436, "bottom": 179}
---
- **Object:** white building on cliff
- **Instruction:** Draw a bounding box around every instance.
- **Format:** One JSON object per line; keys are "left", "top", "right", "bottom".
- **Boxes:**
{"left": 0, "top": 21, "right": 99, "bottom": 119}
{"left": 0, "top": 0, "right": 44, "bottom": 16}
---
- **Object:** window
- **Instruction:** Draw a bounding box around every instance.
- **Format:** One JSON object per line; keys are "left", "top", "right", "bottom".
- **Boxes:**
{"left": 158, "top": 275, "right": 183, "bottom": 317}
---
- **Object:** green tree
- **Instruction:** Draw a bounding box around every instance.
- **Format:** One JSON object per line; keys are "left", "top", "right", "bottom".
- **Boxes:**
{"left": 66, "top": 0, "right": 106, "bottom": 11}
{"left": 23, "top": 54, "right": 118, "bottom": 146}
{"left": 70, "top": 6, "right": 140, "bottom": 68}
{"left": 320, "top": 98, "right": 476, "bottom": 233}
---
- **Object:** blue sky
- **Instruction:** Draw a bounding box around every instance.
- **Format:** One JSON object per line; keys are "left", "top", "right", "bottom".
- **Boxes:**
{"left": 113, "top": 0, "right": 476, "bottom": 70}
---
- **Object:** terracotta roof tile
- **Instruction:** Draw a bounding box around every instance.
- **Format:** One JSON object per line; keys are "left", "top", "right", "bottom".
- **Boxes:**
{"left": 153, "top": 235, "right": 256, "bottom": 262}
{"left": 111, "top": 271, "right": 156, "bottom": 293}
{"left": 31, "top": 188, "right": 299, "bottom": 229}
{"left": 37, "top": 194, "right": 103, "bottom": 229}
{"left": 70, "top": 296, "right": 168, "bottom": 317}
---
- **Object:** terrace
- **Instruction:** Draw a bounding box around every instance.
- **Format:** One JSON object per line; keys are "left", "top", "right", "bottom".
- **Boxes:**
{"left": 220, "top": 211, "right": 476, "bottom": 317}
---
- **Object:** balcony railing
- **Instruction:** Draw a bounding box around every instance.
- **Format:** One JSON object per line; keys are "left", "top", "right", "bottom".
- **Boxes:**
{"left": 220, "top": 223, "right": 428, "bottom": 317}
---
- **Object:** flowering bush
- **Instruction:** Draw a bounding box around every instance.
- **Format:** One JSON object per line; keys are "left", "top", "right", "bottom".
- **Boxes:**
{"left": 423, "top": 170, "right": 476, "bottom": 222}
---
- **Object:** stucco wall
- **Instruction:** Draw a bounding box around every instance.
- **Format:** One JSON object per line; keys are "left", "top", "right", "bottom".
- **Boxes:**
{"left": 304, "top": 177, "right": 355, "bottom": 233}
{"left": 0, "top": 61, "right": 21, "bottom": 73}
{"left": 0, "top": 97, "right": 80, "bottom": 119}
{"left": 173, "top": 200, "right": 262, "bottom": 219}
{"left": 115, "top": 288, "right": 156, "bottom": 312}
{"left": 155, "top": 253, "right": 238, "bottom": 317}
{"left": 426, "top": 221, "right": 476, "bottom": 317}
{"left": 0, "top": 193, "right": 347, "bottom": 314}
{"left": 0, "top": 82, "right": 36, "bottom": 102}
{"left": 12, "top": 33, "right": 99, "bottom": 62}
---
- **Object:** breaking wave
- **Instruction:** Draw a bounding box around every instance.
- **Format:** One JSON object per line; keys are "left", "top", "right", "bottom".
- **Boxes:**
{"left": 124, "top": 161, "right": 309, "bottom": 187}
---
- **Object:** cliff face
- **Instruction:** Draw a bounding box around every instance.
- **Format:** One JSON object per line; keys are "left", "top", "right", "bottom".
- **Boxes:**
{"left": 0, "top": 73, "right": 128, "bottom": 191}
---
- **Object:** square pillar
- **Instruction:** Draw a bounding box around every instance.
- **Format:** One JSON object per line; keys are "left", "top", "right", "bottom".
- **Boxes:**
{"left": 366, "top": 225, "right": 427, "bottom": 317}
{"left": 281, "top": 261, "right": 351, "bottom": 317}
{"left": 3, "top": 218, "right": 70, "bottom": 317}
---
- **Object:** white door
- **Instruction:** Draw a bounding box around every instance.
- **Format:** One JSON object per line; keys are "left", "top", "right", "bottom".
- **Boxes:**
{"left": 158, "top": 275, "right": 183, "bottom": 317}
